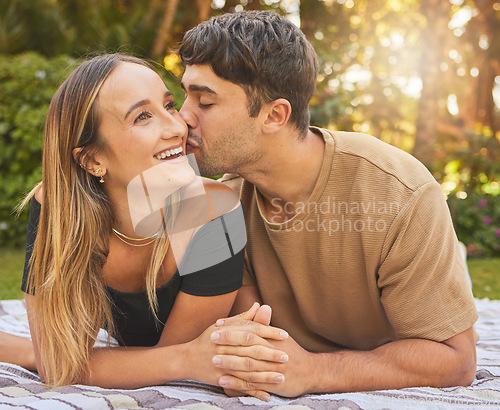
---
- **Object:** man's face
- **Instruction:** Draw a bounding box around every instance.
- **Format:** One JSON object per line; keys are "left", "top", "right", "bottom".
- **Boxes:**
{"left": 180, "top": 64, "right": 263, "bottom": 176}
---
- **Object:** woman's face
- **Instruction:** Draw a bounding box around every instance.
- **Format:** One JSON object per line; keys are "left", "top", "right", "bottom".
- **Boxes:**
{"left": 95, "top": 62, "right": 192, "bottom": 191}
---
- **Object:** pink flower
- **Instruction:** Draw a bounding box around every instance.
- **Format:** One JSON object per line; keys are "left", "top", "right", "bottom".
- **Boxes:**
{"left": 484, "top": 216, "right": 492, "bottom": 225}
{"left": 478, "top": 199, "right": 487, "bottom": 208}
{"left": 467, "top": 244, "right": 475, "bottom": 257}
{"left": 496, "top": 228, "right": 500, "bottom": 237}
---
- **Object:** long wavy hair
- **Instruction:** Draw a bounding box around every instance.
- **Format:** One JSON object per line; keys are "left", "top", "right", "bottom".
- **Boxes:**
{"left": 21, "top": 53, "right": 175, "bottom": 387}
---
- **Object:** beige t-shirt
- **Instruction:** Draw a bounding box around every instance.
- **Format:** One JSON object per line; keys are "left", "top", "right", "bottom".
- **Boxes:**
{"left": 221, "top": 127, "right": 478, "bottom": 352}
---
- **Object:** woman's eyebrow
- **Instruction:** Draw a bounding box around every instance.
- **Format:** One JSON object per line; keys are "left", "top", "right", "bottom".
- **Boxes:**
{"left": 124, "top": 91, "right": 174, "bottom": 120}
{"left": 125, "top": 99, "right": 150, "bottom": 120}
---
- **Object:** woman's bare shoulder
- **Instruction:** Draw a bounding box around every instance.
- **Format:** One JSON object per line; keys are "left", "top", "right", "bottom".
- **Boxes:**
{"left": 34, "top": 184, "right": 43, "bottom": 204}
{"left": 202, "top": 178, "right": 240, "bottom": 219}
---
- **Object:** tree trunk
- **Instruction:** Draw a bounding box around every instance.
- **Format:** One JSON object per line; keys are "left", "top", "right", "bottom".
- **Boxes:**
{"left": 151, "top": 0, "right": 180, "bottom": 60}
{"left": 471, "top": 0, "right": 499, "bottom": 134}
{"left": 195, "top": 0, "right": 212, "bottom": 22}
{"left": 300, "top": 0, "right": 324, "bottom": 40}
{"left": 413, "top": 0, "right": 451, "bottom": 168}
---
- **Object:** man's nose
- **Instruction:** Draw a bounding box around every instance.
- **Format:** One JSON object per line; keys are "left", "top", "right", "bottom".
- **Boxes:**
{"left": 179, "top": 103, "right": 197, "bottom": 129}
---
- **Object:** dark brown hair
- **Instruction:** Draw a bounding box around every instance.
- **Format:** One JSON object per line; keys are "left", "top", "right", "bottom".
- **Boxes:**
{"left": 179, "top": 11, "right": 319, "bottom": 137}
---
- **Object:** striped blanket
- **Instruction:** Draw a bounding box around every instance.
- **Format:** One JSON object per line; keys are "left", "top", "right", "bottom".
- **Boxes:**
{"left": 1, "top": 298, "right": 500, "bottom": 409}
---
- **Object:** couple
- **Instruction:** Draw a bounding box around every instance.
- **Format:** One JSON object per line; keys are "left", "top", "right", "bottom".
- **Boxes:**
{"left": 0, "top": 10, "right": 477, "bottom": 401}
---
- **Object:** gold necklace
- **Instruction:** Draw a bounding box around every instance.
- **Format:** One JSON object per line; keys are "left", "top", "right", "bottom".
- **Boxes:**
{"left": 112, "top": 228, "right": 157, "bottom": 247}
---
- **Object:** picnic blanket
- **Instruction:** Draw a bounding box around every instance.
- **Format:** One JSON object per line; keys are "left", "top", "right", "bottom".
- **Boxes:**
{"left": 1, "top": 298, "right": 500, "bottom": 409}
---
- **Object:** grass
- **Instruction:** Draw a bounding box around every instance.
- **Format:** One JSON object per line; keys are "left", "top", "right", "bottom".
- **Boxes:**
{"left": 468, "top": 258, "right": 500, "bottom": 299}
{"left": 0, "top": 248, "right": 25, "bottom": 300}
{"left": 0, "top": 247, "right": 499, "bottom": 300}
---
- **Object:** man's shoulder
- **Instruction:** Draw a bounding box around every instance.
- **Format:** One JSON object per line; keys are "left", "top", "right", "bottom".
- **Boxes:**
{"left": 323, "top": 128, "right": 436, "bottom": 192}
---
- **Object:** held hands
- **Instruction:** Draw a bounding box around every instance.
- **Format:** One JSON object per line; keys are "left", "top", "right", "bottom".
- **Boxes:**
{"left": 187, "top": 303, "right": 289, "bottom": 401}
{"left": 213, "top": 303, "right": 316, "bottom": 399}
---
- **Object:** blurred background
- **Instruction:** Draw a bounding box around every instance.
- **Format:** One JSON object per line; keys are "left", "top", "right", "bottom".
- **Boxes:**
{"left": 0, "top": 0, "right": 499, "bottom": 297}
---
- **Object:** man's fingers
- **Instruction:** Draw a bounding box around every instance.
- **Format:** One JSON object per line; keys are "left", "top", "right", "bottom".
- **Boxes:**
{"left": 216, "top": 302, "right": 260, "bottom": 326}
{"left": 216, "top": 303, "right": 273, "bottom": 327}
{"left": 211, "top": 323, "right": 288, "bottom": 346}
{"left": 213, "top": 354, "right": 286, "bottom": 372}
{"left": 219, "top": 375, "right": 280, "bottom": 392}
{"left": 223, "top": 388, "right": 243, "bottom": 397}
{"left": 223, "top": 388, "right": 271, "bottom": 402}
{"left": 215, "top": 344, "right": 289, "bottom": 363}
{"left": 253, "top": 305, "right": 272, "bottom": 325}
{"left": 220, "top": 371, "right": 284, "bottom": 387}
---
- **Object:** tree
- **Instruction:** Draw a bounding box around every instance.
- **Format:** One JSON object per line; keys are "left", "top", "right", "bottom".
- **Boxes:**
{"left": 413, "top": 0, "right": 452, "bottom": 167}
{"left": 151, "top": 0, "right": 180, "bottom": 59}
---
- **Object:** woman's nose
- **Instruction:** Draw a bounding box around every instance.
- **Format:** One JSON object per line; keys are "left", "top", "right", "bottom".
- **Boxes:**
{"left": 160, "top": 113, "right": 187, "bottom": 140}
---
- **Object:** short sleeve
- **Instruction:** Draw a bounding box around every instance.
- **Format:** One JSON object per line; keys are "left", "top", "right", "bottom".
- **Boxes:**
{"left": 180, "top": 205, "right": 246, "bottom": 296}
{"left": 378, "top": 182, "right": 478, "bottom": 342}
{"left": 21, "top": 198, "right": 41, "bottom": 294}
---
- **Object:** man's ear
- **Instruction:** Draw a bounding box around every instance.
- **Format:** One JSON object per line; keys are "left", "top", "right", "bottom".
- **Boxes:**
{"left": 72, "top": 147, "right": 105, "bottom": 177}
{"left": 261, "top": 98, "right": 291, "bottom": 134}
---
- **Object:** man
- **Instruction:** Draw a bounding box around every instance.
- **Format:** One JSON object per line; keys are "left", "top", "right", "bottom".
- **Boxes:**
{"left": 178, "top": 10, "right": 478, "bottom": 398}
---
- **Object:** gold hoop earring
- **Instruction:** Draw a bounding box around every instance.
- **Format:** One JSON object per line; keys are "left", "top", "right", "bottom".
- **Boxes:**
{"left": 97, "top": 168, "right": 105, "bottom": 184}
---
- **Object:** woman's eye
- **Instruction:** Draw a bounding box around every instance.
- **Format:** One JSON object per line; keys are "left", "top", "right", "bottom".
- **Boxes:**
{"left": 134, "top": 111, "right": 152, "bottom": 123}
{"left": 199, "top": 103, "right": 213, "bottom": 109}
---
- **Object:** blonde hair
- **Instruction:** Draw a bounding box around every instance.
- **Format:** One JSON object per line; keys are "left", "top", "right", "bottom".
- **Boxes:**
{"left": 22, "top": 54, "right": 176, "bottom": 387}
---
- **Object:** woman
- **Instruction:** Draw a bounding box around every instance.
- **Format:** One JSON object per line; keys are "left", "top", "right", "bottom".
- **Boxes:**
{"left": 0, "top": 53, "right": 287, "bottom": 393}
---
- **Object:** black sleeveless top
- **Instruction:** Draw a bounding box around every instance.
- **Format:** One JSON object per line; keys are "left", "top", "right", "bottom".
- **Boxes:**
{"left": 22, "top": 198, "right": 245, "bottom": 346}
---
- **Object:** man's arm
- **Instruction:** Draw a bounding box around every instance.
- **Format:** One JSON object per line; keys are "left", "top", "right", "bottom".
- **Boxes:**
{"left": 211, "top": 323, "right": 476, "bottom": 396}
{"left": 230, "top": 285, "right": 262, "bottom": 316}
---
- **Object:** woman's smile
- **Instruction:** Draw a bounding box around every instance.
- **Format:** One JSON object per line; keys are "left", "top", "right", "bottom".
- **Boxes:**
{"left": 155, "top": 145, "right": 185, "bottom": 161}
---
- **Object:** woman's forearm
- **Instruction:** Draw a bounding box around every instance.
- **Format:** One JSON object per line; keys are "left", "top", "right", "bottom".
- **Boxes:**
{"left": 0, "top": 331, "right": 36, "bottom": 371}
{"left": 86, "top": 342, "right": 191, "bottom": 389}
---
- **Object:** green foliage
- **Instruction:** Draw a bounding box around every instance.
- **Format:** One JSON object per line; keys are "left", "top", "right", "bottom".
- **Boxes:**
{"left": 448, "top": 192, "right": 500, "bottom": 258}
{"left": 438, "top": 129, "right": 500, "bottom": 195}
{"left": 0, "top": 52, "right": 75, "bottom": 246}
{"left": 0, "top": 0, "right": 161, "bottom": 57}
{"left": 438, "top": 128, "right": 500, "bottom": 258}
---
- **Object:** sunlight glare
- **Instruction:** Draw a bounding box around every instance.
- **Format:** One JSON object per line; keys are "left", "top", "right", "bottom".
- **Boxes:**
{"left": 342, "top": 65, "right": 372, "bottom": 89}
{"left": 212, "top": 0, "right": 225, "bottom": 8}
{"left": 402, "top": 77, "right": 422, "bottom": 98}
{"left": 479, "top": 35, "right": 489, "bottom": 50}
{"left": 390, "top": 32, "right": 404, "bottom": 48}
{"left": 447, "top": 94, "right": 459, "bottom": 116}
{"left": 493, "top": 83, "right": 500, "bottom": 109}
{"left": 449, "top": 49, "right": 459, "bottom": 60}
{"left": 448, "top": 6, "right": 472, "bottom": 29}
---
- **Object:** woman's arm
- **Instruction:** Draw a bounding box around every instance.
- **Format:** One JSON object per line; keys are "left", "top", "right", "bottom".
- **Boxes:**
{"left": 26, "top": 294, "right": 287, "bottom": 389}
{"left": 156, "top": 180, "right": 245, "bottom": 346}
{"left": 157, "top": 290, "right": 237, "bottom": 346}
{"left": 0, "top": 331, "right": 36, "bottom": 370}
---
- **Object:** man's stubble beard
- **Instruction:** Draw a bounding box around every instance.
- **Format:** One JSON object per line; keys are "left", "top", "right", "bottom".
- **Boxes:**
{"left": 192, "top": 124, "right": 262, "bottom": 177}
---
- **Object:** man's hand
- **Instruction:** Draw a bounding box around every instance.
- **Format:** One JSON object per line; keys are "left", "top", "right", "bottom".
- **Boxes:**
{"left": 211, "top": 323, "right": 478, "bottom": 397}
